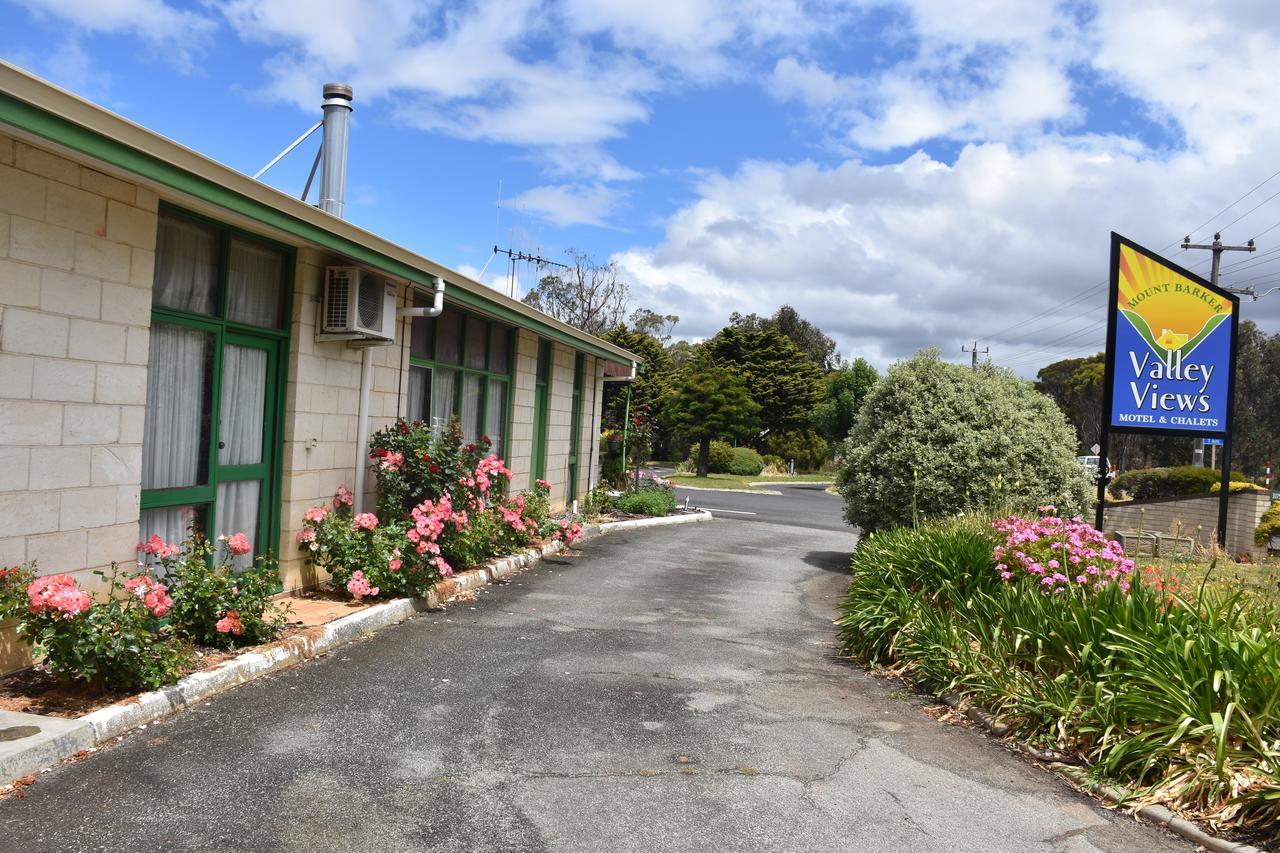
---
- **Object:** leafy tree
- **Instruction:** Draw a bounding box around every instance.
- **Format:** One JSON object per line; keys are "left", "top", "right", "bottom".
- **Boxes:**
{"left": 812, "top": 357, "right": 880, "bottom": 446}
{"left": 601, "top": 324, "right": 675, "bottom": 459}
{"left": 838, "top": 349, "right": 1090, "bottom": 532}
{"left": 1232, "top": 320, "right": 1280, "bottom": 477}
{"left": 522, "top": 250, "right": 629, "bottom": 335}
{"left": 663, "top": 367, "right": 761, "bottom": 477}
{"left": 704, "top": 325, "right": 823, "bottom": 440}
{"left": 628, "top": 308, "right": 679, "bottom": 344}
{"left": 666, "top": 339, "right": 698, "bottom": 369}
{"left": 730, "top": 305, "right": 839, "bottom": 370}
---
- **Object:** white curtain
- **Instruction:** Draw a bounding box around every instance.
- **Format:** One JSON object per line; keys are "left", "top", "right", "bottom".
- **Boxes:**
{"left": 488, "top": 327, "right": 510, "bottom": 374}
{"left": 461, "top": 373, "right": 483, "bottom": 443}
{"left": 436, "top": 310, "right": 462, "bottom": 363}
{"left": 154, "top": 215, "right": 219, "bottom": 315}
{"left": 138, "top": 505, "right": 202, "bottom": 573}
{"left": 227, "top": 238, "right": 284, "bottom": 328}
{"left": 432, "top": 368, "right": 457, "bottom": 436}
{"left": 218, "top": 345, "right": 267, "bottom": 466}
{"left": 465, "top": 316, "right": 487, "bottom": 369}
{"left": 216, "top": 480, "right": 260, "bottom": 570}
{"left": 486, "top": 380, "right": 507, "bottom": 458}
{"left": 407, "top": 365, "right": 431, "bottom": 422}
{"left": 142, "top": 324, "right": 210, "bottom": 489}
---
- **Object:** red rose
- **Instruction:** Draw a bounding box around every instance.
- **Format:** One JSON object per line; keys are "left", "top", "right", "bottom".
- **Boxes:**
{"left": 430, "top": 464, "right": 440, "bottom": 473}
{"left": 371, "top": 448, "right": 389, "bottom": 458}
{"left": 398, "top": 421, "right": 410, "bottom": 434}
{"left": 481, "top": 435, "right": 491, "bottom": 445}
{"left": 465, "top": 443, "right": 477, "bottom": 453}
{"left": 420, "top": 453, "right": 432, "bottom": 462}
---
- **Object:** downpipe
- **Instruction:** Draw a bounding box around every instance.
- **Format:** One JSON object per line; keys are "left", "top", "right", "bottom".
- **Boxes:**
{"left": 353, "top": 276, "right": 446, "bottom": 515}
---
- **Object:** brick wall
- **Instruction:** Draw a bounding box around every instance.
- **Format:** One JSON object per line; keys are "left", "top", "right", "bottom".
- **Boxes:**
{"left": 0, "top": 133, "right": 156, "bottom": 589}
{"left": 1102, "top": 491, "right": 1272, "bottom": 560}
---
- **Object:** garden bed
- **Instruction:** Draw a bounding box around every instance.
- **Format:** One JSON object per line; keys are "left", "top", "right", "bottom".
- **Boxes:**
{"left": 836, "top": 512, "right": 1280, "bottom": 844}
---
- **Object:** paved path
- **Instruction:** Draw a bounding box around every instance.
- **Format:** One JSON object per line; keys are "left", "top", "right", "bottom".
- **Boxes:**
{"left": 0, "top": 519, "right": 1182, "bottom": 852}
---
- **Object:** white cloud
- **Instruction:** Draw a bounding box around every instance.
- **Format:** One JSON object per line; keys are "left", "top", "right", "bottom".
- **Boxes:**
{"left": 17, "top": 0, "right": 216, "bottom": 67}
{"left": 615, "top": 131, "right": 1280, "bottom": 373}
{"left": 508, "top": 184, "right": 621, "bottom": 228}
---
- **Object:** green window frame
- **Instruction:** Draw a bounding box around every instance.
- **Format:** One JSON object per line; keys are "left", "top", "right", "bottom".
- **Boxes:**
{"left": 140, "top": 203, "right": 293, "bottom": 560}
{"left": 407, "top": 302, "right": 515, "bottom": 458}
{"left": 531, "top": 339, "right": 552, "bottom": 482}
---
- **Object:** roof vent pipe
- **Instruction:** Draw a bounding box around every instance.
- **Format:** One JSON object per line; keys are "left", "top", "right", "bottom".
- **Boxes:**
{"left": 318, "top": 83, "right": 353, "bottom": 217}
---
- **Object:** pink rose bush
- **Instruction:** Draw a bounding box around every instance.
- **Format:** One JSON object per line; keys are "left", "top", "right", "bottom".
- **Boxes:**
{"left": 0, "top": 562, "right": 191, "bottom": 691}
{"left": 298, "top": 420, "right": 572, "bottom": 602}
{"left": 989, "top": 508, "right": 1136, "bottom": 594}
{"left": 137, "top": 530, "right": 289, "bottom": 649}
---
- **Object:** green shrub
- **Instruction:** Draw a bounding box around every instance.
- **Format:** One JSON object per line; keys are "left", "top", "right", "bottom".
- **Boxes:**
{"left": 151, "top": 534, "right": 290, "bottom": 648}
{"left": 837, "top": 521, "right": 1280, "bottom": 833}
{"left": 15, "top": 566, "right": 191, "bottom": 692}
{"left": 1110, "top": 466, "right": 1251, "bottom": 500}
{"left": 616, "top": 488, "right": 677, "bottom": 517}
{"left": 761, "top": 454, "right": 785, "bottom": 470}
{"left": 727, "top": 447, "right": 764, "bottom": 476}
{"left": 764, "top": 428, "right": 828, "bottom": 471}
{"left": 686, "top": 441, "right": 736, "bottom": 474}
{"left": 708, "top": 440, "right": 734, "bottom": 473}
{"left": 837, "top": 350, "right": 1091, "bottom": 532}
{"left": 1210, "top": 480, "right": 1268, "bottom": 494}
{"left": 1258, "top": 500, "right": 1280, "bottom": 546}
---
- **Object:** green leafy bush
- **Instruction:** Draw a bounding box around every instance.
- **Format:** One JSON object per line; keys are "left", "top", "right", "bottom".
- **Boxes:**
{"left": 1111, "top": 466, "right": 1251, "bottom": 500}
{"left": 761, "top": 454, "right": 785, "bottom": 470}
{"left": 727, "top": 447, "right": 764, "bottom": 476}
{"left": 1257, "top": 500, "right": 1280, "bottom": 546}
{"left": 837, "top": 349, "right": 1091, "bottom": 532}
{"left": 837, "top": 520, "right": 1280, "bottom": 834}
{"left": 11, "top": 566, "right": 191, "bottom": 692}
{"left": 616, "top": 489, "right": 677, "bottom": 517}
{"left": 1210, "top": 480, "right": 1268, "bottom": 494}
{"left": 764, "top": 428, "right": 828, "bottom": 472}
{"left": 707, "top": 440, "right": 734, "bottom": 473}
{"left": 148, "top": 534, "right": 290, "bottom": 648}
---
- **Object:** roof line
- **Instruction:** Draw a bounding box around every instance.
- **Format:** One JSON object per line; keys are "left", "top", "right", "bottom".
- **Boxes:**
{"left": 0, "top": 61, "right": 639, "bottom": 367}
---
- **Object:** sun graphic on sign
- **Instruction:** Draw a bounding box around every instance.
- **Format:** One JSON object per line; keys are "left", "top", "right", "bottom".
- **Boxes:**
{"left": 1116, "top": 245, "right": 1230, "bottom": 358}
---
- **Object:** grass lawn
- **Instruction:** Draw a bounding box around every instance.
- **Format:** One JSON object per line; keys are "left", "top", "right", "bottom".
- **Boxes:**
{"left": 665, "top": 472, "right": 834, "bottom": 491}
{"left": 1147, "top": 555, "right": 1280, "bottom": 607}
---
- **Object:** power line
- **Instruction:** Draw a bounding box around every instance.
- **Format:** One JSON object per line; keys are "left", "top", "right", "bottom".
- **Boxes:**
{"left": 1217, "top": 186, "right": 1280, "bottom": 237}
{"left": 1184, "top": 165, "right": 1280, "bottom": 242}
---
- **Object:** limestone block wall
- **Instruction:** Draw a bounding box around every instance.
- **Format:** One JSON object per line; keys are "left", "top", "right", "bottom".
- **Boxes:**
{"left": 276, "top": 248, "right": 411, "bottom": 591}
{"left": 506, "top": 328, "right": 538, "bottom": 492}
{"left": 1102, "top": 490, "right": 1271, "bottom": 560}
{"left": 543, "top": 342, "right": 576, "bottom": 508}
{"left": 0, "top": 133, "right": 157, "bottom": 588}
{"left": 577, "top": 355, "right": 605, "bottom": 501}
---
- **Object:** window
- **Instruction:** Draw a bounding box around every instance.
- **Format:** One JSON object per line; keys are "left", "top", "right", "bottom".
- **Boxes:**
{"left": 408, "top": 304, "right": 514, "bottom": 457}
{"left": 140, "top": 207, "right": 291, "bottom": 566}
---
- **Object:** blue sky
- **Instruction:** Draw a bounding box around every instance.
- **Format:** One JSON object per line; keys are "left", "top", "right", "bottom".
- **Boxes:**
{"left": 3, "top": 0, "right": 1279, "bottom": 372}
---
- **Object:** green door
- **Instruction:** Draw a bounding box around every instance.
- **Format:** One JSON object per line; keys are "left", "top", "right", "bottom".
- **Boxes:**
{"left": 139, "top": 207, "right": 290, "bottom": 566}
{"left": 531, "top": 340, "right": 551, "bottom": 482}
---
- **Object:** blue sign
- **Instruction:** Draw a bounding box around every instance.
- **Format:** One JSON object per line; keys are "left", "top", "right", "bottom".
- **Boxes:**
{"left": 1204, "top": 438, "right": 1224, "bottom": 446}
{"left": 1104, "top": 234, "right": 1238, "bottom": 437}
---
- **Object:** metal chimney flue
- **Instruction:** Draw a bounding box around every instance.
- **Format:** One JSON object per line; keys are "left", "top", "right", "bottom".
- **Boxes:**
{"left": 319, "top": 83, "right": 353, "bottom": 219}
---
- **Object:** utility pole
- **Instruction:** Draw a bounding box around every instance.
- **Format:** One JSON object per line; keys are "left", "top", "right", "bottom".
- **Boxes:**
{"left": 961, "top": 340, "right": 988, "bottom": 370}
{"left": 1180, "top": 232, "right": 1255, "bottom": 467}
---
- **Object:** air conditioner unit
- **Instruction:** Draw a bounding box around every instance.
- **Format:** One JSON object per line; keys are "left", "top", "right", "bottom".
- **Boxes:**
{"left": 322, "top": 266, "right": 396, "bottom": 340}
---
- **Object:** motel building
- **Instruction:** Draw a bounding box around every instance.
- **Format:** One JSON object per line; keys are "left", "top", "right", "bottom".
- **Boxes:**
{"left": 0, "top": 61, "right": 640, "bottom": 661}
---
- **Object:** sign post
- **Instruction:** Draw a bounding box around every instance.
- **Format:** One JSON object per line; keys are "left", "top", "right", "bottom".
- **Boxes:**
{"left": 1098, "top": 233, "right": 1239, "bottom": 546}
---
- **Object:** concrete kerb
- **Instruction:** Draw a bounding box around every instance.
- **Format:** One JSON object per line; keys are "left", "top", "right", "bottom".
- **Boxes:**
{"left": 938, "top": 692, "right": 1265, "bottom": 853}
{"left": 6, "top": 509, "right": 714, "bottom": 783}
{"left": 670, "top": 484, "right": 781, "bottom": 495}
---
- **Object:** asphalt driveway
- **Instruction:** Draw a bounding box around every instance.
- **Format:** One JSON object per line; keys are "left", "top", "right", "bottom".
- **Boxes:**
{"left": 0, "top": 518, "right": 1183, "bottom": 852}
